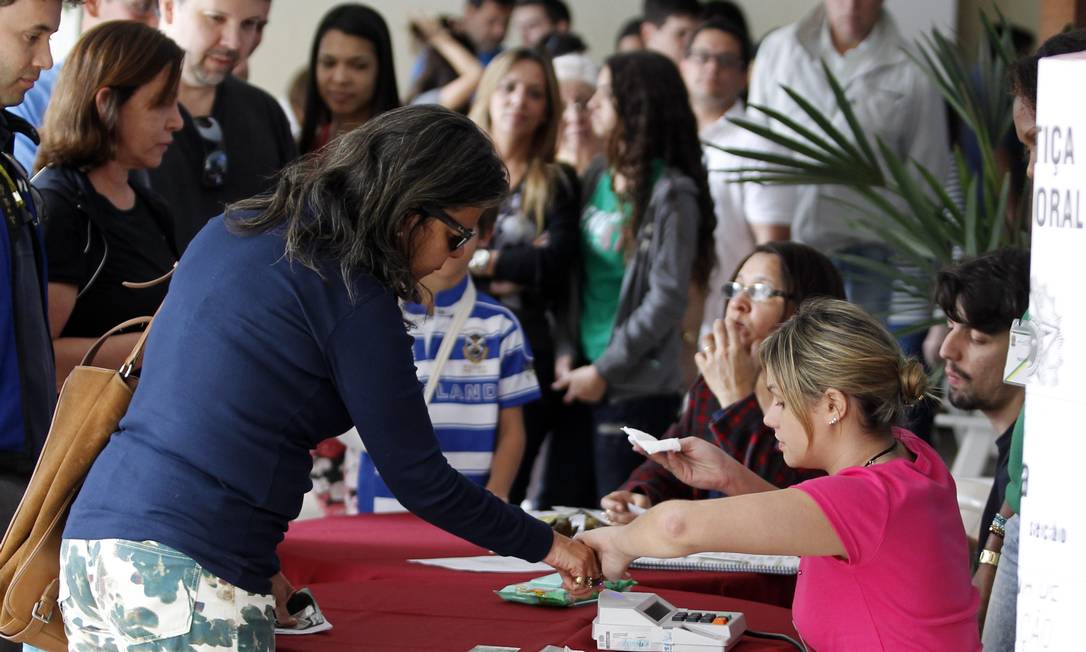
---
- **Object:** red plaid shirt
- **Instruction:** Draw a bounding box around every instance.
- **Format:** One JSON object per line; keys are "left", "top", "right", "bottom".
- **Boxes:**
{"left": 620, "top": 376, "right": 821, "bottom": 504}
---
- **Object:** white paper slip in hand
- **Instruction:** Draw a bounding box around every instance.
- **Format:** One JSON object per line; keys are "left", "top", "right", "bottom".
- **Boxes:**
{"left": 622, "top": 426, "right": 682, "bottom": 455}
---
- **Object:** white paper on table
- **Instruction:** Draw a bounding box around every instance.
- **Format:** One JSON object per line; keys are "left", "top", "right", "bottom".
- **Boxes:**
{"left": 622, "top": 426, "right": 682, "bottom": 454}
{"left": 408, "top": 555, "right": 552, "bottom": 573}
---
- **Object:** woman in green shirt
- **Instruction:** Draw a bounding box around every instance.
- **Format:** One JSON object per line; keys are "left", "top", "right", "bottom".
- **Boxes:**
{"left": 554, "top": 51, "right": 716, "bottom": 498}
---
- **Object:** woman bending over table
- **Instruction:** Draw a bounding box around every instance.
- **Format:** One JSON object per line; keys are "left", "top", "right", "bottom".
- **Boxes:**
{"left": 579, "top": 298, "right": 980, "bottom": 651}
{"left": 60, "top": 106, "right": 599, "bottom": 650}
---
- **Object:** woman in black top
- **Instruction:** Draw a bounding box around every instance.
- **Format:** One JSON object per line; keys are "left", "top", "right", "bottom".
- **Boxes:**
{"left": 467, "top": 48, "right": 585, "bottom": 507}
{"left": 34, "top": 22, "right": 182, "bottom": 390}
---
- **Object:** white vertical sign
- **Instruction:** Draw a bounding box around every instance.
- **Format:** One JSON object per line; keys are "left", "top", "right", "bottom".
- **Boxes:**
{"left": 1017, "top": 53, "right": 1086, "bottom": 650}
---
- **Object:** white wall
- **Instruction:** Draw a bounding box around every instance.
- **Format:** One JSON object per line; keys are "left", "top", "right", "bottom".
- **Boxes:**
{"left": 248, "top": 0, "right": 958, "bottom": 103}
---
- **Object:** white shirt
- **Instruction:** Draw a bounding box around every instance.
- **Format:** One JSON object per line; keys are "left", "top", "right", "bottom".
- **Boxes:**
{"left": 748, "top": 6, "right": 949, "bottom": 252}
{"left": 700, "top": 100, "right": 794, "bottom": 334}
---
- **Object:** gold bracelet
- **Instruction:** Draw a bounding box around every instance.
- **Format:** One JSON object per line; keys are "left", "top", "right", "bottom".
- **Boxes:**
{"left": 978, "top": 549, "right": 1001, "bottom": 567}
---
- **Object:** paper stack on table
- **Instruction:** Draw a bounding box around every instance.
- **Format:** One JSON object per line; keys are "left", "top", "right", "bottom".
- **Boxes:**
{"left": 409, "top": 555, "right": 552, "bottom": 573}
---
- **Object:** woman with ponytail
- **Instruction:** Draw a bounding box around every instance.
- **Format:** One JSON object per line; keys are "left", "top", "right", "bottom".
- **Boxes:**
{"left": 579, "top": 299, "right": 981, "bottom": 651}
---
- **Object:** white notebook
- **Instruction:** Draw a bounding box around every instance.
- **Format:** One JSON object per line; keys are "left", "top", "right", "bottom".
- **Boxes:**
{"left": 631, "top": 551, "right": 800, "bottom": 575}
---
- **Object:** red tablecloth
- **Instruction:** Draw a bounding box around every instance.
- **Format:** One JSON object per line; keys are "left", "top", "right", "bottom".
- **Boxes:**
{"left": 278, "top": 515, "right": 795, "bottom": 607}
{"left": 275, "top": 578, "right": 800, "bottom": 652}
{"left": 275, "top": 515, "right": 800, "bottom": 650}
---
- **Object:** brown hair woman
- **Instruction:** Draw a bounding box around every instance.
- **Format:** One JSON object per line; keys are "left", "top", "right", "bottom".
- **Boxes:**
{"left": 34, "top": 20, "right": 183, "bottom": 389}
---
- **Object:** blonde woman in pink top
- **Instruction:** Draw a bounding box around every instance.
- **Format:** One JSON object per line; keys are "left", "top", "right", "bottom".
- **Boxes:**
{"left": 578, "top": 298, "right": 980, "bottom": 650}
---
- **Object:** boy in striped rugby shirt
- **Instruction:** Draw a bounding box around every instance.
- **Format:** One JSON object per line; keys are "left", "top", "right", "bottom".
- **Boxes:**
{"left": 354, "top": 210, "right": 541, "bottom": 512}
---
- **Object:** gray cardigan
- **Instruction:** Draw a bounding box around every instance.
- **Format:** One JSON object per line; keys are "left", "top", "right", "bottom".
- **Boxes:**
{"left": 557, "top": 162, "right": 700, "bottom": 401}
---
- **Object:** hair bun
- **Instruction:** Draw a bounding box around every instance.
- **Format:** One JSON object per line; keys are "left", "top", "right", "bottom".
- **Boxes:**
{"left": 899, "top": 358, "right": 929, "bottom": 406}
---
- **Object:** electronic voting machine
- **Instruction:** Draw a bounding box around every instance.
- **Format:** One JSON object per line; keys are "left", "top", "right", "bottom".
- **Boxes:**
{"left": 592, "top": 590, "right": 746, "bottom": 651}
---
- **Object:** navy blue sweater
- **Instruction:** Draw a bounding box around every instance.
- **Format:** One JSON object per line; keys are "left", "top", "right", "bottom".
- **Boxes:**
{"left": 64, "top": 215, "right": 553, "bottom": 594}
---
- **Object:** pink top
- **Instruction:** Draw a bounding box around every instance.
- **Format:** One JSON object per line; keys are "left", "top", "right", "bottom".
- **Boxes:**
{"left": 792, "top": 429, "right": 980, "bottom": 651}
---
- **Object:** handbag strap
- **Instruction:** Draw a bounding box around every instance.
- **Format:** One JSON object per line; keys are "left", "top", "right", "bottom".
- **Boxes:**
{"left": 423, "top": 279, "right": 476, "bottom": 405}
{"left": 80, "top": 316, "right": 153, "bottom": 368}
{"left": 80, "top": 265, "right": 175, "bottom": 370}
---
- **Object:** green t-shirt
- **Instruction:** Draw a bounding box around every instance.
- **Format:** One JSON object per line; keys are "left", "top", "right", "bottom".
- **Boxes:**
{"left": 579, "top": 169, "right": 629, "bottom": 362}
{"left": 1006, "top": 309, "right": 1028, "bottom": 513}
{"left": 1007, "top": 407, "right": 1024, "bottom": 513}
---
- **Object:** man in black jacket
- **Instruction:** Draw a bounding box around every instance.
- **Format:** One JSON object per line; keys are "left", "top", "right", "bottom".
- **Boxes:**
{"left": 153, "top": 0, "right": 296, "bottom": 252}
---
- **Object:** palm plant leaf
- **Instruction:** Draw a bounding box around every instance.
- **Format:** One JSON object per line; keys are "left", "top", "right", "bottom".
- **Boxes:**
{"left": 721, "top": 11, "right": 1022, "bottom": 318}
{"left": 819, "top": 60, "right": 881, "bottom": 170}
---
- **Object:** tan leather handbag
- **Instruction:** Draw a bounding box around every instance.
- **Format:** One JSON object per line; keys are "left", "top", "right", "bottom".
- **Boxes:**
{"left": 0, "top": 315, "right": 156, "bottom": 650}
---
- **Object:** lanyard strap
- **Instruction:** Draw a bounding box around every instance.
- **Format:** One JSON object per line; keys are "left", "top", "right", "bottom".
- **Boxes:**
{"left": 423, "top": 278, "right": 476, "bottom": 405}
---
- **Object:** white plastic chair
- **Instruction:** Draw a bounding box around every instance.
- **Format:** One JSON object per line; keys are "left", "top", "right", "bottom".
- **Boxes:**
{"left": 936, "top": 409, "right": 998, "bottom": 478}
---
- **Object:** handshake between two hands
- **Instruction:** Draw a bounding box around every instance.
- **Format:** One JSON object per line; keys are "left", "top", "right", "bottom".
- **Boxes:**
{"left": 546, "top": 427, "right": 737, "bottom": 592}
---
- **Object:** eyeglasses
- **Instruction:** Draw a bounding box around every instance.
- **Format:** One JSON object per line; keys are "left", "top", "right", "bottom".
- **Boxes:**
{"left": 122, "top": 0, "right": 161, "bottom": 17}
{"left": 422, "top": 206, "right": 475, "bottom": 252}
{"left": 686, "top": 50, "right": 745, "bottom": 70}
{"left": 722, "top": 281, "right": 792, "bottom": 302}
{"left": 194, "top": 116, "right": 228, "bottom": 190}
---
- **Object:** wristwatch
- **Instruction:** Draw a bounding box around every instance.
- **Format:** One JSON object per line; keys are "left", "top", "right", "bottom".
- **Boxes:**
{"left": 469, "top": 248, "right": 492, "bottom": 276}
{"left": 978, "top": 549, "right": 1001, "bottom": 567}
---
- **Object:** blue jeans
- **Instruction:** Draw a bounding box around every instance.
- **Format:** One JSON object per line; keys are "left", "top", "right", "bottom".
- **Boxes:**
{"left": 982, "top": 514, "right": 1019, "bottom": 650}
{"left": 831, "top": 243, "right": 894, "bottom": 321}
{"left": 591, "top": 394, "right": 681, "bottom": 500}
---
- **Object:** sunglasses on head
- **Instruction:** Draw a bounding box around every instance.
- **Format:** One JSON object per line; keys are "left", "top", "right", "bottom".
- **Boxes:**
{"left": 422, "top": 206, "right": 476, "bottom": 252}
{"left": 722, "top": 281, "right": 793, "bottom": 303}
{"left": 194, "top": 116, "right": 228, "bottom": 190}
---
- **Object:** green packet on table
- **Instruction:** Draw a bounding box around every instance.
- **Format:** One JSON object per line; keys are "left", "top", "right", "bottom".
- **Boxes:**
{"left": 496, "top": 573, "right": 636, "bottom": 607}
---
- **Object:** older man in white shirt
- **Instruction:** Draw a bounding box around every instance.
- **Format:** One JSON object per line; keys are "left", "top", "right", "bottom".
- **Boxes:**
{"left": 748, "top": 0, "right": 948, "bottom": 317}
{"left": 680, "top": 18, "right": 793, "bottom": 336}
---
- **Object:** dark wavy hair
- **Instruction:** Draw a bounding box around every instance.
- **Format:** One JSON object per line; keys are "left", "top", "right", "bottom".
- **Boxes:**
{"left": 604, "top": 50, "right": 716, "bottom": 288}
{"left": 934, "top": 248, "right": 1030, "bottom": 335}
{"left": 227, "top": 106, "right": 509, "bottom": 303}
{"left": 298, "top": 3, "right": 399, "bottom": 154}
{"left": 35, "top": 21, "right": 182, "bottom": 171}
{"left": 729, "top": 241, "right": 846, "bottom": 317}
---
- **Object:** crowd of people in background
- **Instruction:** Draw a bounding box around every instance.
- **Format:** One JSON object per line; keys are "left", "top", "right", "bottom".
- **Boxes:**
{"left": 0, "top": 0, "right": 1065, "bottom": 649}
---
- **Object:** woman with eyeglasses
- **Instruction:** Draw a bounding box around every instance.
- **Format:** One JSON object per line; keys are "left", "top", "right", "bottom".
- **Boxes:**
{"left": 298, "top": 3, "right": 399, "bottom": 155}
{"left": 59, "top": 105, "right": 600, "bottom": 649}
{"left": 602, "top": 242, "right": 845, "bottom": 523}
{"left": 33, "top": 22, "right": 182, "bottom": 391}
{"left": 553, "top": 51, "right": 716, "bottom": 500}
{"left": 552, "top": 52, "right": 602, "bottom": 177}
{"left": 464, "top": 48, "right": 585, "bottom": 508}
{"left": 579, "top": 299, "right": 981, "bottom": 651}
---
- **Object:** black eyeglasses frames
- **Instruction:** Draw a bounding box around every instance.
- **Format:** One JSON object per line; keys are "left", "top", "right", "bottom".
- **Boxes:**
{"left": 422, "top": 206, "right": 476, "bottom": 252}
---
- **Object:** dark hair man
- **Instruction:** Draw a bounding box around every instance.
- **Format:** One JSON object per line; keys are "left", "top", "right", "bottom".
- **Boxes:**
{"left": 680, "top": 18, "right": 792, "bottom": 337}
{"left": 640, "top": 0, "right": 701, "bottom": 65}
{"left": 153, "top": 0, "right": 296, "bottom": 252}
{"left": 615, "top": 16, "right": 644, "bottom": 53}
{"left": 0, "top": 2, "right": 80, "bottom": 651}
{"left": 512, "top": 0, "right": 570, "bottom": 48}
{"left": 934, "top": 248, "right": 1029, "bottom": 556}
{"left": 462, "top": 0, "right": 515, "bottom": 64}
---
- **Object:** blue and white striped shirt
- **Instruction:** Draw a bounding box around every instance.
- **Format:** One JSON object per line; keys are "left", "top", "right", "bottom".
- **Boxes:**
{"left": 356, "top": 276, "right": 540, "bottom": 513}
